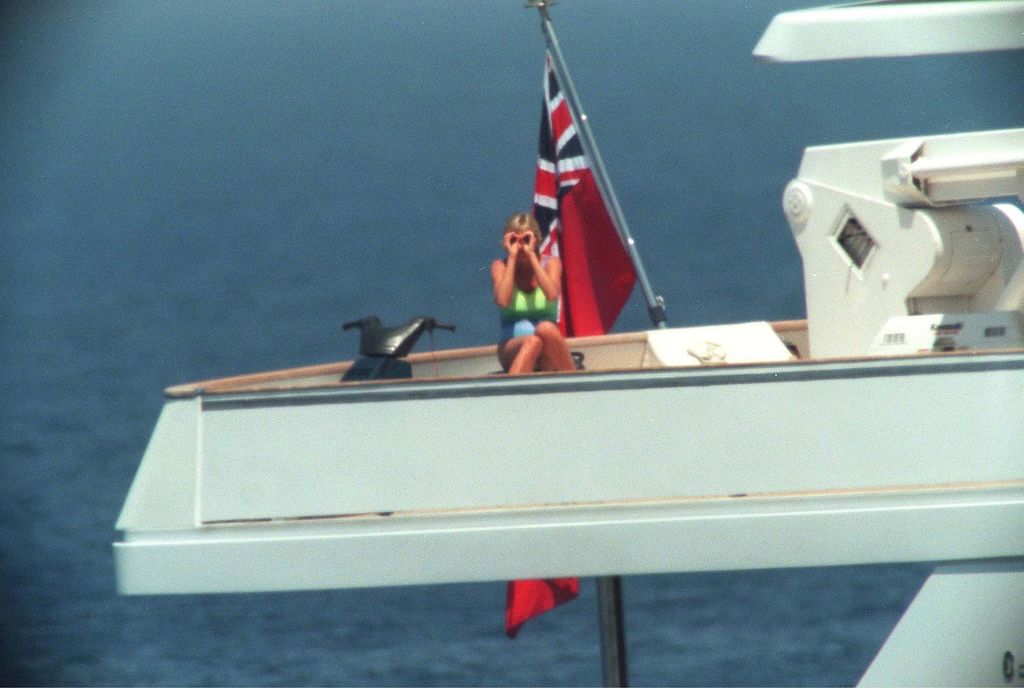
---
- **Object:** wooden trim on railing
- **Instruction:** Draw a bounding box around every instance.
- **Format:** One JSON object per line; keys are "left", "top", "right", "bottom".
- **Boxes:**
{"left": 166, "top": 337, "right": 1024, "bottom": 399}
{"left": 164, "top": 331, "right": 655, "bottom": 398}
{"left": 165, "top": 361, "right": 355, "bottom": 398}
{"left": 178, "top": 321, "right": 989, "bottom": 399}
{"left": 403, "top": 343, "right": 496, "bottom": 364}
{"left": 770, "top": 319, "right": 808, "bottom": 333}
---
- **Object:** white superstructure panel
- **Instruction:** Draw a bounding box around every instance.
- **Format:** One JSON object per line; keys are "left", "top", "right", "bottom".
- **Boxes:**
{"left": 194, "top": 354, "right": 1022, "bottom": 523}
{"left": 116, "top": 484, "right": 1024, "bottom": 595}
{"left": 754, "top": 1, "right": 1024, "bottom": 62}
{"left": 860, "top": 561, "right": 1024, "bottom": 686}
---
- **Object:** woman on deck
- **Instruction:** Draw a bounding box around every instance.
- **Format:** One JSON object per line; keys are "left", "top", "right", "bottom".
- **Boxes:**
{"left": 491, "top": 212, "right": 576, "bottom": 374}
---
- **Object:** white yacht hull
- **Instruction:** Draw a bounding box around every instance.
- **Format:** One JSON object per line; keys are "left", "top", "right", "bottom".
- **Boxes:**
{"left": 113, "top": 324, "right": 1024, "bottom": 685}
{"left": 115, "top": 347, "right": 1024, "bottom": 592}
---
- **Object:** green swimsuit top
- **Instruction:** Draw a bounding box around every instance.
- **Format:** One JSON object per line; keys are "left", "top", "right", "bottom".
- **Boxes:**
{"left": 500, "top": 285, "right": 559, "bottom": 322}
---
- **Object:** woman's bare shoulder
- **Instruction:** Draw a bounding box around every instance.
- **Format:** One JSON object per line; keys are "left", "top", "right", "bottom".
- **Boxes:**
{"left": 543, "top": 254, "right": 562, "bottom": 271}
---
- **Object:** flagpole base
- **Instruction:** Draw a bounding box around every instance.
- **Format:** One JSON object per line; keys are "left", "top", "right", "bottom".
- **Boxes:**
{"left": 648, "top": 298, "right": 667, "bottom": 329}
{"left": 597, "top": 575, "right": 629, "bottom": 687}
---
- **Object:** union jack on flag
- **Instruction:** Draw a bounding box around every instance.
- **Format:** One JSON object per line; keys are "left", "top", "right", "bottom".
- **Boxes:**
{"left": 532, "top": 54, "right": 586, "bottom": 261}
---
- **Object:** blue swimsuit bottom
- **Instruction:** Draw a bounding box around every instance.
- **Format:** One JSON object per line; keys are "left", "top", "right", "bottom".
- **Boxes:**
{"left": 500, "top": 318, "right": 548, "bottom": 344}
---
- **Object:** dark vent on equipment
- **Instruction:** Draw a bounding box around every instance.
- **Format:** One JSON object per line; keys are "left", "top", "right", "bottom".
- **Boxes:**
{"left": 836, "top": 214, "right": 876, "bottom": 269}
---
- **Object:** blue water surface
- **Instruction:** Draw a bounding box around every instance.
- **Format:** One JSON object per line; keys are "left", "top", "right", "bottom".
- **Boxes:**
{"left": 2, "top": 1, "right": 1021, "bottom": 685}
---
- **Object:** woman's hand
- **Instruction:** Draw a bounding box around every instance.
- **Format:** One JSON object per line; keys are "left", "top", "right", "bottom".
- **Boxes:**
{"left": 520, "top": 232, "right": 536, "bottom": 252}
{"left": 504, "top": 232, "right": 521, "bottom": 259}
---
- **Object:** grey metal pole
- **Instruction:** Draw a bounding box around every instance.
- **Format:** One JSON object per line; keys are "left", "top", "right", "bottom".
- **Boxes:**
{"left": 597, "top": 576, "right": 629, "bottom": 687}
{"left": 531, "top": 0, "right": 667, "bottom": 329}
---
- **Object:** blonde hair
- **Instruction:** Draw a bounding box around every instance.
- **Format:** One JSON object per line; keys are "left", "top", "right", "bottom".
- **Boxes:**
{"left": 502, "top": 212, "right": 541, "bottom": 248}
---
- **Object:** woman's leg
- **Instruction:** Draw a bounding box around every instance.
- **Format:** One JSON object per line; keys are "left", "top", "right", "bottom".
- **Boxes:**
{"left": 534, "top": 321, "right": 576, "bottom": 372}
{"left": 498, "top": 335, "right": 543, "bottom": 374}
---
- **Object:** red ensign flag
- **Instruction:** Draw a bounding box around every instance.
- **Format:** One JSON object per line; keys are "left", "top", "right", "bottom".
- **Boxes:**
{"left": 504, "top": 53, "right": 636, "bottom": 640}
{"left": 532, "top": 53, "right": 636, "bottom": 337}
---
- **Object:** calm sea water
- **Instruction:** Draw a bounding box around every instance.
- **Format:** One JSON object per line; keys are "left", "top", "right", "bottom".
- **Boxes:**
{"left": 2, "top": 1, "right": 1021, "bottom": 685}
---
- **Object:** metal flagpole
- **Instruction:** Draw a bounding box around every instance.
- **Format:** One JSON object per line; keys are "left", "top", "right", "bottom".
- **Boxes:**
{"left": 529, "top": 0, "right": 667, "bottom": 331}
{"left": 525, "top": 2, "right": 663, "bottom": 686}
{"left": 597, "top": 575, "right": 629, "bottom": 687}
